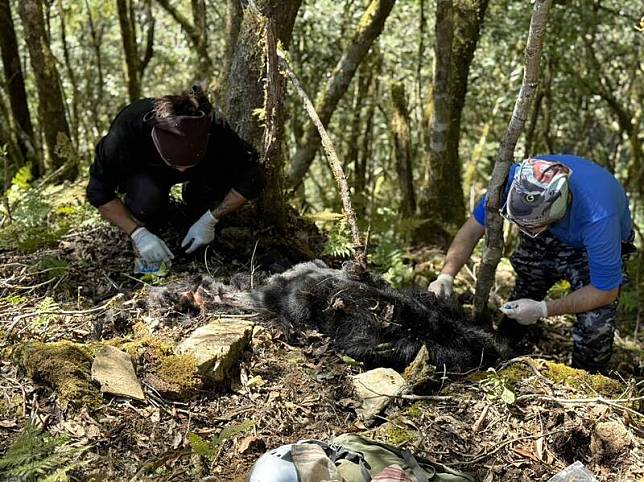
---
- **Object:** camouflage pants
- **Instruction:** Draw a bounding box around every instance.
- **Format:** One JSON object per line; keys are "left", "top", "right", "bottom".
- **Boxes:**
{"left": 498, "top": 231, "right": 628, "bottom": 372}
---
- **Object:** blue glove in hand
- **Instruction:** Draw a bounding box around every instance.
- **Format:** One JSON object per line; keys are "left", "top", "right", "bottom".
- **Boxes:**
{"left": 500, "top": 298, "right": 548, "bottom": 325}
{"left": 181, "top": 210, "right": 219, "bottom": 254}
{"left": 131, "top": 227, "right": 174, "bottom": 263}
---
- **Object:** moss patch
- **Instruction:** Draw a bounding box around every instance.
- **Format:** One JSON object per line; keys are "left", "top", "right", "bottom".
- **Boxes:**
{"left": 542, "top": 361, "right": 623, "bottom": 397}
{"left": 377, "top": 422, "right": 417, "bottom": 446}
{"left": 496, "top": 363, "right": 533, "bottom": 389}
{"left": 15, "top": 341, "right": 101, "bottom": 409}
{"left": 155, "top": 354, "right": 200, "bottom": 391}
{"left": 118, "top": 322, "right": 173, "bottom": 362}
{"left": 405, "top": 402, "right": 423, "bottom": 419}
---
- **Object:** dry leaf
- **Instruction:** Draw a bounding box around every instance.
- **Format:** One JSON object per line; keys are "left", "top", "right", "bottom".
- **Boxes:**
{"left": 238, "top": 436, "right": 265, "bottom": 454}
{"left": 512, "top": 446, "right": 539, "bottom": 461}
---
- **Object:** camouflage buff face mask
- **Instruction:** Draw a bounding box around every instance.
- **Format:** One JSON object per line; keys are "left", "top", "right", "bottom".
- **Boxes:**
{"left": 500, "top": 158, "right": 572, "bottom": 237}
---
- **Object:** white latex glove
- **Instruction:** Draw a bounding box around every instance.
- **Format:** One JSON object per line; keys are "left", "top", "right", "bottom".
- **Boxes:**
{"left": 181, "top": 210, "right": 219, "bottom": 254}
{"left": 500, "top": 298, "right": 548, "bottom": 325}
{"left": 131, "top": 227, "right": 174, "bottom": 263}
{"left": 427, "top": 273, "right": 454, "bottom": 297}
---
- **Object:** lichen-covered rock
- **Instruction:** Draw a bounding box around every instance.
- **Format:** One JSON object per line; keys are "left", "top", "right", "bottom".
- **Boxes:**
{"left": 175, "top": 318, "right": 254, "bottom": 383}
{"left": 352, "top": 368, "right": 405, "bottom": 423}
{"left": 15, "top": 341, "right": 100, "bottom": 409}
{"left": 91, "top": 346, "right": 145, "bottom": 401}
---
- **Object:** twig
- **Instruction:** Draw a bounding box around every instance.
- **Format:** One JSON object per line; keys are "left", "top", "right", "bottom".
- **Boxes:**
{"left": 6, "top": 293, "right": 125, "bottom": 335}
{"left": 454, "top": 428, "right": 566, "bottom": 465}
{"left": 250, "top": 240, "right": 259, "bottom": 290}
{"left": 514, "top": 393, "right": 644, "bottom": 418}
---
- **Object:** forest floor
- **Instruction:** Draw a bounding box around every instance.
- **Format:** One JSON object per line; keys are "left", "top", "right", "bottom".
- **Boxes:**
{"left": 0, "top": 213, "right": 643, "bottom": 481}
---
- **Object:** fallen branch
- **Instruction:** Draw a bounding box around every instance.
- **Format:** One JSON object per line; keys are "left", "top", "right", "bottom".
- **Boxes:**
{"left": 278, "top": 51, "right": 366, "bottom": 271}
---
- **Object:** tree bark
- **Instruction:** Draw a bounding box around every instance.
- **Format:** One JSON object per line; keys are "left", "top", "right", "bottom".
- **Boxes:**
{"left": 155, "top": 0, "right": 212, "bottom": 81}
{"left": 0, "top": 0, "right": 37, "bottom": 172}
{"left": 415, "top": 0, "right": 488, "bottom": 245}
{"left": 17, "top": 0, "right": 74, "bottom": 178}
{"left": 57, "top": 0, "right": 79, "bottom": 148}
{"left": 473, "top": 0, "right": 553, "bottom": 321}
{"left": 389, "top": 81, "right": 416, "bottom": 218}
{"left": 117, "top": 0, "right": 155, "bottom": 102}
{"left": 286, "top": 0, "right": 396, "bottom": 190}
{"left": 213, "top": 0, "right": 243, "bottom": 104}
{"left": 222, "top": 0, "right": 302, "bottom": 229}
{"left": 84, "top": 0, "right": 105, "bottom": 136}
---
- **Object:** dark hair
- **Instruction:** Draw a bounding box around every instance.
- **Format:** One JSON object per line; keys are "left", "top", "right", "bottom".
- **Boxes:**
{"left": 152, "top": 85, "right": 213, "bottom": 118}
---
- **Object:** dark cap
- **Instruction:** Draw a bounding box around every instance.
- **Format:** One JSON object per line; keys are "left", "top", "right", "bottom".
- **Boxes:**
{"left": 146, "top": 111, "right": 212, "bottom": 167}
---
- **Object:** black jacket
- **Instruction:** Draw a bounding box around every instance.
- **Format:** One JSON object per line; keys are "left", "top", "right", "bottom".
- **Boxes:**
{"left": 86, "top": 99, "right": 264, "bottom": 208}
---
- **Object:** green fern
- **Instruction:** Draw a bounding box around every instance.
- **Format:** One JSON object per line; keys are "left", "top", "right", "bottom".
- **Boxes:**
{"left": 30, "top": 297, "right": 61, "bottom": 330}
{"left": 321, "top": 220, "right": 354, "bottom": 259}
{"left": 0, "top": 424, "right": 88, "bottom": 480}
{"left": 187, "top": 420, "right": 255, "bottom": 460}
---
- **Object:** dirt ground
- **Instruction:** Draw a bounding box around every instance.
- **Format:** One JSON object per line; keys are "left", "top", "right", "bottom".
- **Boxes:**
{"left": 0, "top": 223, "right": 642, "bottom": 481}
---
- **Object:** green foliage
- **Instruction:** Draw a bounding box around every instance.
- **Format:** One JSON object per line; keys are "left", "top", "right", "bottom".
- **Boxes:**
{"left": 187, "top": 420, "right": 255, "bottom": 460}
{"left": 320, "top": 219, "right": 355, "bottom": 259}
{"left": 367, "top": 207, "right": 419, "bottom": 289}
{"left": 481, "top": 368, "right": 516, "bottom": 405}
{"left": 0, "top": 180, "right": 97, "bottom": 253}
{"left": 547, "top": 280, "right": 571, "bottom": 299}
{"left": 0, "top": 424, "right": 88, "bottom": 481}
{"left": 31, "top": 296, "right": 61, "bottom": 329}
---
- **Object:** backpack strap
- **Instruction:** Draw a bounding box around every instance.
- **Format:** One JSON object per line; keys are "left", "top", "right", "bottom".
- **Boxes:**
{"left": 298, "top": 439, "right": 372, "bottom": 482}
{"left": 401, "top": 450, "right": 430, "bottom": 482}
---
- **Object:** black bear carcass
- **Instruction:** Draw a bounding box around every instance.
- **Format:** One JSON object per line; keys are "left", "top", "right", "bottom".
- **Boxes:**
{"left": 247, "top": 261, "right": 505, "bottom": 372}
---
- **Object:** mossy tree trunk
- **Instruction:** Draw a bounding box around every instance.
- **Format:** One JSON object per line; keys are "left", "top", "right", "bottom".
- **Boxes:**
{"left": 223, "top": 0, "right": 302, "bottom": 229}
{"left": 0, "top": 0, "right": 38, "bottom": 173}
{"left": 155, "top": 0, "right": 212, "bottom": 82}
{"left": 286, "top": 0, "right": 396, "bottom": 190}
{"left": 415, "top": 0, "right": 489, "bottom": 246}
{"left": 17, "top": 0, "right": 75, "bottom": 179}
{"left": 117, "top": 0, "right": 155, "bottom": 102}
{"left": 389, "top": 81, "right": 416, "bottom": 218}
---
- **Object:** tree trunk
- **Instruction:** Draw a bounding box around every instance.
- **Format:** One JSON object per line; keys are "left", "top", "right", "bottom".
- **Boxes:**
{"left": 84, "top": 0, "right": 105, "bottom": 136}
{"left": 213, "top": 0, "right": 243, "bottom": 104}
{"left": 286, "top": 0, "right": 396, "bottom": 190}
{"left": 155, "top": 0, "right": 212, "bottom": 82}
{"left": 415, "top": 0, "right": 488, "bottom": 245}
{"left": 117, "top": 0, "right": 154, "bottom": 102}
{"left": 223, "top": 0, "right": 302, "bottom": 229}
{"left": 389, "top": 81, "right": 416, "bottom": 218}
{"left": 473, "top": 0, "right": 553, "bottom": 321}
{"left": 17, "top": 0, "right": 74, "bottom": 178}
{"left": 0, "top": 0, "right": 37, "bottom": 172}
{"left": 57, "top": 0, "right": 79, "bottom": 148}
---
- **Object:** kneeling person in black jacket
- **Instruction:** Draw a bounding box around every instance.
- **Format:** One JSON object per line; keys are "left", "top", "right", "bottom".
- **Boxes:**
{"left": 86, "top": 86, "right": 264, "bottom": 267}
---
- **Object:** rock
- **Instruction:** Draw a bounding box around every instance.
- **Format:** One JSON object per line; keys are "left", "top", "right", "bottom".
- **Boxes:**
{"left": 351, "top": 368, "right": 405, "bottom": 424}
{"left": 590, "top": 420, "right": 631, "bottom": 462}
{"left": 175, "top": 318, "right": 254, "bottom": 383}
{"left": 91, "top": 346, "right": 145, "bottom": 401}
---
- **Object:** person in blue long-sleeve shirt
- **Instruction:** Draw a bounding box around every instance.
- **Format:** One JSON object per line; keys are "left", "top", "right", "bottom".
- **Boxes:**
{"left": 428, "top": 155, "right": 633, "bottom": 372}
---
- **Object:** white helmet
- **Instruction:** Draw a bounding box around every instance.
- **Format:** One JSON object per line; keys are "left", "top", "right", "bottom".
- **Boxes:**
{"left": 246, "top": 444, "right": 299, "bottom": 482}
